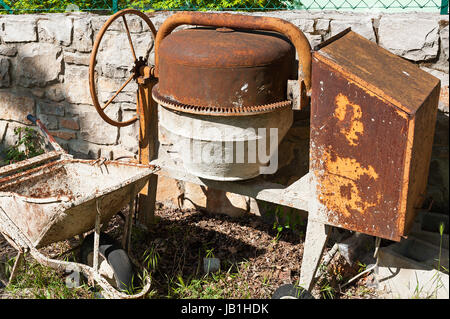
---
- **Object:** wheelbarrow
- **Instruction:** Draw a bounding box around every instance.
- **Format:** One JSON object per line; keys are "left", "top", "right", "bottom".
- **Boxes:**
{"left": 0, "top": 115, "right": 159, "bottom": 299}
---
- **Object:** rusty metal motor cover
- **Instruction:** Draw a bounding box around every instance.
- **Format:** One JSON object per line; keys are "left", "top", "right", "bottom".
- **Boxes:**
{"left": 154, "top": 27, "right": 296, "bottom": 111}
{"left": 310, "top": 30, "right": 441, "bottom": 241}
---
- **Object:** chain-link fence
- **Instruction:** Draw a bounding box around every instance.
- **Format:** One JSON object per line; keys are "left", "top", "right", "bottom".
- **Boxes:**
{"left": 1, "top": 0, "right": 448, "bottom": 14}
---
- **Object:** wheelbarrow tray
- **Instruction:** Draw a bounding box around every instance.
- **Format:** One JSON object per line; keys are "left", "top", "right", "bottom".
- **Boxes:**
{"left": 0, "top": 158, "right": 157, "bottom": 248}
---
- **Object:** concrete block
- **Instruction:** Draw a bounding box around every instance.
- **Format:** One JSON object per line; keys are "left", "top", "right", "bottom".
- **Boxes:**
{"left": 376, "top": 244, "right": 449, "bottom": 299}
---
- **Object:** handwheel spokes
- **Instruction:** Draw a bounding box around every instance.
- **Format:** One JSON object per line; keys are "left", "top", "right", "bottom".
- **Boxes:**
{"left": 101, "top": 73, "right": 135, "bottom": 111}
{"left": 89, "top": 8, "right": 157, "bottom": 127}
{"left": 122, "top": 15, "right": 137, "bottom": 62}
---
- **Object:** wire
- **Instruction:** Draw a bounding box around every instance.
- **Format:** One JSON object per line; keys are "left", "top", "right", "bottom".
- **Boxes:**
{"left": 339, "top": 237, "right": 381, "bottom": 290}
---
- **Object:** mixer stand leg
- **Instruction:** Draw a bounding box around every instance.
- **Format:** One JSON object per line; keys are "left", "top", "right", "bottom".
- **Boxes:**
{"left": 298, "top": 219, "right": 331, "bottom": 291}
{"left": 136, "top": 78, "right": 159, "bottom": 228}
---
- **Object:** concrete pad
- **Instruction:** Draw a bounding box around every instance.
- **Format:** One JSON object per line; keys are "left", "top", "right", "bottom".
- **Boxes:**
{"left": 375, "top": 237, "right": 449, "bottom": 299}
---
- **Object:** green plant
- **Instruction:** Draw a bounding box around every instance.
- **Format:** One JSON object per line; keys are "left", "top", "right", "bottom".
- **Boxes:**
{"left": 357, "top": 261, "right": 367, "bottom": 273}
{"left": 1, "top": 0, "right": 109, "bottom": 13}
{"left": 281, "top": 0, "right": 304, "bottom": 9}
{"left": 143, "top": 244, "right": 160, "bottom": 272}
{"left": 127, "top": 0, "right": 285, "bottom": 11}
{"left": 122, "top": 269, "right": 156, "bottom": 297}
{"left": 271, "top": 205, "right": 286, "bottom": 242}
{"left": 319, "top": 281, "right": 335, "bottom": 299}
{"left": 2, "top": 255, "right": 17, "bottom": 279}
{"left": 437, "top": 222, "right": 445, "bottom": 272}
{"left": 269, "top": 204, "right": 305, "bottom": 242}
{"left": 205, "top": 247, "right": 215, "bottom": 259}
{"left": 411, "top": 222, "right": 447, "bottom": 299}
{"left": 431, "top": 222, "right": 447, "bottom": 298}
{"left": 170, "top": 274, "right": 224, "bottom": 298}
{"left": 5, "top": 126, "right": 44, "bottom": 164}
{"left": 5, "top": 256, "right": 94, "bottom": 299}
{"left": 1, "top": 0, "right": 288, "bottom": 14}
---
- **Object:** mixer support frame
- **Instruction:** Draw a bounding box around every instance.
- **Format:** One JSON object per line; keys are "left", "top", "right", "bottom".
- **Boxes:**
{"left": 149, "top": 142, "right": 332, "bottom": 292}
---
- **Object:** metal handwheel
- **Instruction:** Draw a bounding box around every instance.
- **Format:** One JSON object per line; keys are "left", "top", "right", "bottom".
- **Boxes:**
{"left": 89, "top": 8, "right": 157, "bottom": 127}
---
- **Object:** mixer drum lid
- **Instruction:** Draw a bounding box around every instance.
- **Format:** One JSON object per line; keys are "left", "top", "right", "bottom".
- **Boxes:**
{"left": 155, "top": 27, "right": 296, "bottom": 110}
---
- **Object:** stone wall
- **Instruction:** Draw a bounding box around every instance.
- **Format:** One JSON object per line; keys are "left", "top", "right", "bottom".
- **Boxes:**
{"left": 0, "top": 11, "right": 448, "bottom": 215}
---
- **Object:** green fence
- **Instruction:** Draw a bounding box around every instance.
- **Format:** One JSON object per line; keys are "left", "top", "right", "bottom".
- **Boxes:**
{"left": 1, "top": 0, "right": 448, "bottom": 14}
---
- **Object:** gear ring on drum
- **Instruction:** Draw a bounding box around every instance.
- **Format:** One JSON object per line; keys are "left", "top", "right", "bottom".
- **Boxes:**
{"left": 152, "top": 85, "right": 292, "bottom": 116}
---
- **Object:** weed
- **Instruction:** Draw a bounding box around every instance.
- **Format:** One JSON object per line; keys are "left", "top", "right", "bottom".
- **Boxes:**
{"left": 170, "top": 274, "right": 224, "bottom": 299}
{"left": 121, "top": 269, "right": 156, "bottom": 298}
{"left": 431, "top": 222, "right": 446, "bottom": 298}
{"left": 357, "top": 261, "right": 367, "bottom": 273}
{"left": 5, "top": 127, "right": 44, "bottom": 164}
{"left": 331, "top": 264, "right": 344, "bottom": 282}
{"left": 261, "top": 273, "right": 270, "bottom": 287}
{"left": 143, "top": 244, "right": 160, "bottom": 272}
{"left": 122, "top": 274, "right": 138, "bottom": 295}
{"left": 265, "top": 203, "right": 305, "bottom": 242}
{"left": 355, "top": 286, "right": 374, "bottom": 297}
{"left": 411, "top": 272, "right": 426, "bottom": 299}
{"left": 319, "top": 281, "right": 335, "bottom": 299}
{"left": 411, "top": 222, "right": 447, "bottom": 299}
{"left": 205, "top": 247, "right": 215, "bottom": 259}
{"left": 3, "top": 255, "right": 16, "bottom": 279}
{"left": 5, "top": 256, "right": 93, "bottom": 299}
{"left": 437, "top": 222, "right": 445, "bottom": 272}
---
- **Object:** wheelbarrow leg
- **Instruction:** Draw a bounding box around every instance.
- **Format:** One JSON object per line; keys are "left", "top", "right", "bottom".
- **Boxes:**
{"left": 0, "top": 228, "right": 26, "bottom": 285}
{"left": 93, "top": 199, "right": 102, "bottom": 279}
{"left": 9, "top": 250, "right": 24, "bottom": 284}
{"left": 298, "top": 219, "right": 331, "bottom": 291}
{"left": 122, "top": 186, "right": 136, "bottom": 254}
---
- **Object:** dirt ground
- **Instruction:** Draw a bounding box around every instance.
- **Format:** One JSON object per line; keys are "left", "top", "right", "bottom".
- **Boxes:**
{"left": 0, "top": 204, "right": 382, "bottom": 299}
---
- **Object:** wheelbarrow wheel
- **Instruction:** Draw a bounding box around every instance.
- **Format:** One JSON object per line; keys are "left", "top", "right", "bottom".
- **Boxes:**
{"left": 80, "top": 233, "right": 134, "bottom": 292}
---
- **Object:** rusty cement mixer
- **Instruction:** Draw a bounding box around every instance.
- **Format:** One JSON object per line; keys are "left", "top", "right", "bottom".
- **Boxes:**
{"left": 89, "top": 9, "right": 440, "bottom": 295}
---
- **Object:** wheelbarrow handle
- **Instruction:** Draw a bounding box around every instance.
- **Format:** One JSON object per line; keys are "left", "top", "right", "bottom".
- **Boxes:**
{"left": 26, "top": 114, "right": 37, "bottom": 124}
{"left": 26, "top": 114, "right": 66, "bottom": 154}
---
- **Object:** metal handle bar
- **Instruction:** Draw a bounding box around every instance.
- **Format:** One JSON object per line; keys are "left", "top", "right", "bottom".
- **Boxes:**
{"left": 27, "top": 114, "right": 66, "bottom": 154}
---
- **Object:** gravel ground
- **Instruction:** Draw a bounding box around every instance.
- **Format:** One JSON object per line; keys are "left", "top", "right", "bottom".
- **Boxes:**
{"left": 0, "top": 204, "right": 382, "bottom": 299}
{"left": 126, "top": 206, "right": 381, "bottom": 299}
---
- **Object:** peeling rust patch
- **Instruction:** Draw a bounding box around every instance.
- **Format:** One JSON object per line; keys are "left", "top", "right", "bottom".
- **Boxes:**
{"left": 315, "top": 147, "right": 381, "bottom": 218}
{"left": 323, "top": 149, "right": 378, "bottom": 182}
{"left": 334, "top": 94, "right": 364, "bottom": 146}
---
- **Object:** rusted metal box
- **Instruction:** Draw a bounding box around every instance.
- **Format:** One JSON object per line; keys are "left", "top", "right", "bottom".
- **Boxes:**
{"left": 310, "top": 30, "right": 441, "bottom": 241}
